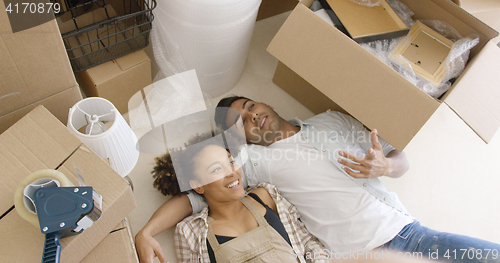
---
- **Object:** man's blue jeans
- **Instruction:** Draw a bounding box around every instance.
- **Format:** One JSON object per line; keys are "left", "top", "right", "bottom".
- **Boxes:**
{"left": 380, "top": 221, "right": 500, "bottom": 262}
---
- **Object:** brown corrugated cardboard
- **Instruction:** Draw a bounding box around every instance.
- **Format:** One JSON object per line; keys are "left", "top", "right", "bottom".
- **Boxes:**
{"left": 0, "top": 17, "right": 75, "bottom": 112}
{"left": 268, "top": 0, "right": 500, "bottom": 150}
{"left": 81, "top": 218, "right": 139, "bottom": 263}
{"left": 257, "top": 0, "right": 298, "bottom": 20}
{"left": 443, "top": 41, "right": 500, "bottom": 143}
{"left": 76, "top": 49, "right": 152, "bottom": 114}
{"left": 0, "top": 0, "right": 81, "bottom": 133}
{"left": 0, "top": 106, "right": 136, "bottom": 263}
{"left": 273, "top": 62, "right": 348, "bottom": 115}
{"left": 0, "top": 86, "right": 82, "bottom": 134}
{"left": 472, "top": 9, "right": 500, "bottom": 32}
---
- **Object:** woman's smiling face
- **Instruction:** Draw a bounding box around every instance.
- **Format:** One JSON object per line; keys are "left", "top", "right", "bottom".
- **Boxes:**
{"left": 191, "top": 144, "right": 245, "bottom": 202}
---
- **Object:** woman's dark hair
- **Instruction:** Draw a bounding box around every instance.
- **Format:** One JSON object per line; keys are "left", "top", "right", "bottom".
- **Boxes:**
{"left": 214, "top": 96, "right": 250, "bottom": 130}
{"left": 152, "top": 132, "right": 217, "bottom": 196}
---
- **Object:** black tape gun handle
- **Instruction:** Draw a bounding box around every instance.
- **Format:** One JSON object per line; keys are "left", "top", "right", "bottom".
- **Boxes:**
{"left": 42, "top": 232, "right": 61, "bottom": 263}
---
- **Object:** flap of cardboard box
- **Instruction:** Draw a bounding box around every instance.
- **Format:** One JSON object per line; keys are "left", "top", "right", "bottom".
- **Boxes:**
{"left": 267, "top": 3, "right": 440, "bottom": 150}
{"left": 0, "top": 106, "right": 136, "bottom": 263}
{"left": 115, "top": 49, "right": 151, "bottom": 72}
{"left": 82, "top": 219, "right": 139, "bottom": 263}
{"left": 0, "top": 85, "right": 82, "bottom": 134}
{"left": 427, "top": 0, "right": 499, "bottom": 38}
{"left": 443, "top": 41, "right": 500, "bottom": 143}
{"left": 0, "top": 4, "right": 78, "bottom": 117}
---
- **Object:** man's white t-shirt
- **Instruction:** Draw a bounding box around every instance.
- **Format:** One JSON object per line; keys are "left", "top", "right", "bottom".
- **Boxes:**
{"left": 267, "top": 131, "right": 413, "bottom": 252}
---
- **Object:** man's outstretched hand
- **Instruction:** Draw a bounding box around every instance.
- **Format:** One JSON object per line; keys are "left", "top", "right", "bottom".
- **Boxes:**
{"left": 337, "top": 129, "right": 397, "bottom": 179}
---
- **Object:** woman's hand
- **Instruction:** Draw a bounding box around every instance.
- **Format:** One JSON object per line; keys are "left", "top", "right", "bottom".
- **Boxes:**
{"left": 135, "top": 229, "right": 168, "bottom": 263}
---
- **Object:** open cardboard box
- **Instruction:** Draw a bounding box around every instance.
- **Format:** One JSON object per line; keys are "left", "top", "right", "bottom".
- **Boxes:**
{"left": 0, "top": 106, "right": 136, "bottom": 263}
{"left": 268, "top": 0, "right": 500, "bottom": 151}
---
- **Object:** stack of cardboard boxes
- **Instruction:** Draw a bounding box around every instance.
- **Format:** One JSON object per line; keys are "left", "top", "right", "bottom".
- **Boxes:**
{"left": 0, "top": 1, "right": 153, "bottom": 132}
{"left": 0, "top": 0, "right": 143, "bottom": 261}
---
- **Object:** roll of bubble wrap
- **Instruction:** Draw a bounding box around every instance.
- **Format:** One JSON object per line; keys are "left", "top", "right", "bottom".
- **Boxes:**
{"left": 152, "top": 0, "right": 262, "bottom": 97}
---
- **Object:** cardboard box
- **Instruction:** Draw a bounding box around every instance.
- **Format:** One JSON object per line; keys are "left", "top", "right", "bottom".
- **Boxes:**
{"left": 268, "top": 0, "right": 500, "bottom": 151}
{"left": 0, "top": 86, "right": 81, "bottom": 134}
{"left": 75, "top": 49, "right": 151, "bottom": 114}
{"left": 81, "top": 218, "right": 139, "bottom": 263}
{"left": 0, "top": 106, "right": 136, "bottom": 263}
{"left": 0, "top": 0, "right": 82, "bottom": 134}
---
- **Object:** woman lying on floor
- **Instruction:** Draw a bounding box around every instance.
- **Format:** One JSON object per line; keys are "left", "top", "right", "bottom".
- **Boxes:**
{"left": 151, "top": 131, "right": 329, "bottom": 263}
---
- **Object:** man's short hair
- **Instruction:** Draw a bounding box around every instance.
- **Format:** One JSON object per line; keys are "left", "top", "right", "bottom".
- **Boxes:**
{"left": 215, "top": 96, "right": 250, "bottom": 130}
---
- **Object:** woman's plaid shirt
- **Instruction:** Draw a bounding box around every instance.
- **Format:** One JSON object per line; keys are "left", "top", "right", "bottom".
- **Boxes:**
{"left": 174, "top": 183, "right": 330, "bottom": 263}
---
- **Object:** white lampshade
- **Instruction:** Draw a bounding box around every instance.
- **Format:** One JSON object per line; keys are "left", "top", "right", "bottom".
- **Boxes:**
{"left": 67, "top": 98, "right": 139, "bottom": 177}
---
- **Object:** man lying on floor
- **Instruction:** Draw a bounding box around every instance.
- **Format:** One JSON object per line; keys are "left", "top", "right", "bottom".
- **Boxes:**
{"left": 135, "top": 95, "right": 500, "bottom": 263}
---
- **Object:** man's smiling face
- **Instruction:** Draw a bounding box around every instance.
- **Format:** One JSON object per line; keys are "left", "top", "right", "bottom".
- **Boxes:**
{"left": 225, "top": 99, "right": 284, "bottom": 146}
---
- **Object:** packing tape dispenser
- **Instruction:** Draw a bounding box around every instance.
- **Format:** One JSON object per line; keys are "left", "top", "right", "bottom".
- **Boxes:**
{"left": 13, "top": 167, "right": 102, "bottom": 263}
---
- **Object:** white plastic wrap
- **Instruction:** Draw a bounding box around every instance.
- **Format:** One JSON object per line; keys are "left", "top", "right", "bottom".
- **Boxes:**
{"left": 315, "top": 9, "right": 336, "bottom": 27}
{"left": 361, "top": 19, "right": 479, "bottom": 98}
{"left": 420, "top": 20, "right": 463, "bottom": 41}
{"left": 386, "top": 0, "right": 414, "bottom": 27}
{"left": 152, "top": 0, "right": 262, "bottom": 97}
{"left": 349, "top": 0, "right": 381, "bottom": 7}
{"left": 310, "top": 0, "right": 324, "bottom": 11}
